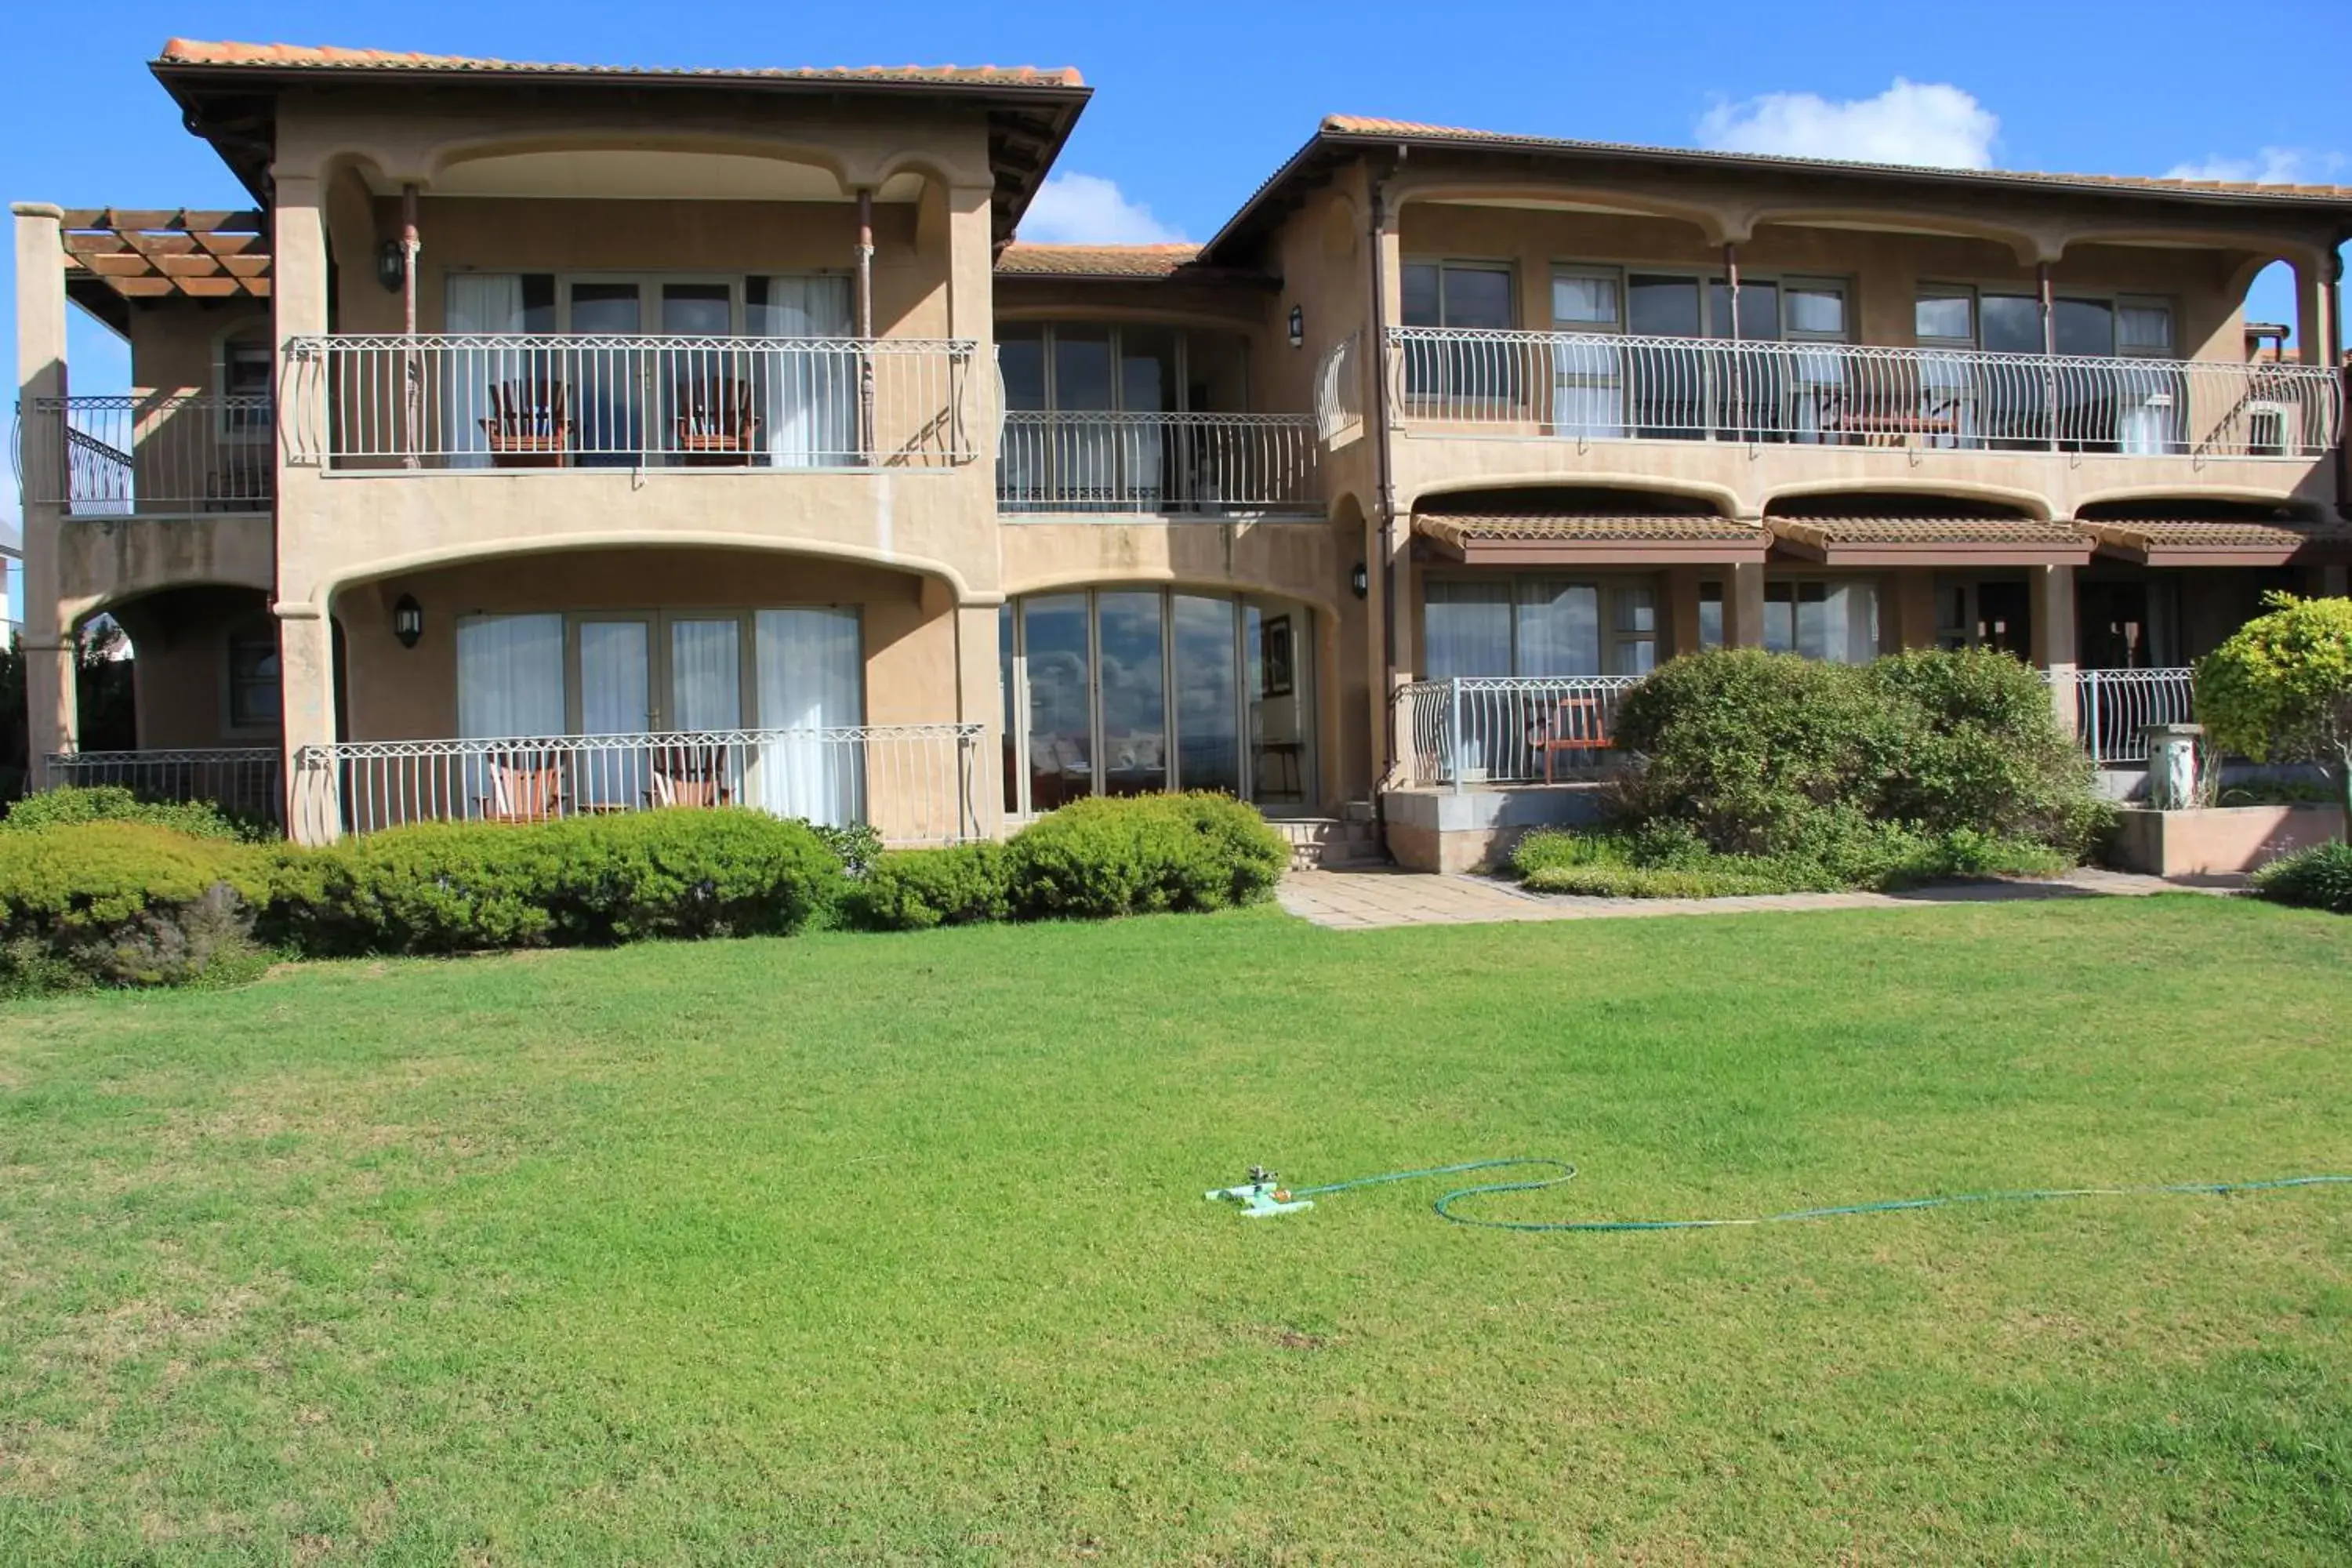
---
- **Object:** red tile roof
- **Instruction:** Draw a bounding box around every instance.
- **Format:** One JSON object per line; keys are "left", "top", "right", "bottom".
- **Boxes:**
{"left": 155, "top": 38, "right": 1083, "bottom": 89}
{"left": 995, "top": 244, "right": 1202, "bottom": 278}
{"left": 1316, "top": 115, "right": 2352, "bottom": 200}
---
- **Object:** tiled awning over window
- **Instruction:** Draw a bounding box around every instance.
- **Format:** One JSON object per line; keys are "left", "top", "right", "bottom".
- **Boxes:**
{"left": 1411, "top": 511, "right": 1768, "bottom": 564}
{"left": 1767, "top": 517, "right": 2092, "bottom": 566}
{"left": 2083, "top": 517, "right": 2352, "bottom": 566}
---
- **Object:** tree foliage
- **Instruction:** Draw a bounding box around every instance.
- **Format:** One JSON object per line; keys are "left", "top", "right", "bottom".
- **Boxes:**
{"left": 2195, "top": 593, "right": 2352, "bottom": 831}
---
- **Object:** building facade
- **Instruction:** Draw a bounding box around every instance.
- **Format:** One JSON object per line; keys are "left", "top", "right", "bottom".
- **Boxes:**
{"left": 13, "top": 42, "right": 2352, "bottom": 863}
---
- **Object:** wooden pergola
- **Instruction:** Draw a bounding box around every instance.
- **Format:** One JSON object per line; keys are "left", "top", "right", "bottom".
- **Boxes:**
{"left": 59, "top": 208, "right": 271, "bottom": 333}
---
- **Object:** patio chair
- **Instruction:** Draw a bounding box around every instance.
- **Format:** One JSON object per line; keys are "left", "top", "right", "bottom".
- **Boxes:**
{"left": 479, "top": 754, "right": 565, "bottom": 823}
{"left": 648, "top": 744, "right": 733, "bottom": 808}
{"left": 1533, "top": 696, "right": 1614, "bottom": 782}
{"left": 673, "top": 378, "right": 761, "bottom": 464}
{"left": 481, "top": 380, "right": 572, "bottom": 467}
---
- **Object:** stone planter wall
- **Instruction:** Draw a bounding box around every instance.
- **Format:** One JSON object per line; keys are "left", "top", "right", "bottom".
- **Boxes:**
{"left": 2105, "top": 804, "right": 2345, "bottom": 878}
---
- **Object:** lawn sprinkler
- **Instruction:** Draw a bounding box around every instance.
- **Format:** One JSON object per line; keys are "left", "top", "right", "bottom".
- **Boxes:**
{"left": 1204, "top": 1165, "right": 1314, "bottom": 1218}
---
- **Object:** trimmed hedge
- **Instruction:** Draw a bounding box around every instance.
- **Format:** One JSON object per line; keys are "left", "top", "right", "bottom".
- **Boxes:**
{"left": 2251, "top": 840, "right": 2352, "bottom": 914}
{"left": 1508, "top": 822, "right": 2070, "bottom": 901}
{"left": 1610, "top": 647, "right": 2107, "bottom": 867}
{"left": 0, "top": 822, "right": 268, "bottom": 992}
{"left": 265, "top": 808, "right": 840, "bottom": 956}
{"left": 839, "top": 843, "right": 1012, "bottom": 931}
{"left": 1004, "top": 793, "right": 1288, "bottom": 920}
{"left": 2, "top": 785, "right": 259, "bottom": 842}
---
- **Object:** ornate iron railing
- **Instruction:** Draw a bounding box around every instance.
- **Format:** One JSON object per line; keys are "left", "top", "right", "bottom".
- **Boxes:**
{"left": 1315, "top": 331, "right": 1365, "bottom": 442}
{"left": 292, "top": 723, "right": 983, "bottom": 844}
{"left": 1381, "top": 328, "right": 2343, "bottom": 459}
{"left": 1396, "top": 676, "right": 1642, "bottom": 789}
{"left": 42, "top": 748, "right": 283, "bottom": 824}
{"left": 282, "top": 335, "right": 978, "bottom": 469}
{"left": 996, "top": 411, "right": 1321, "bottom": 515}
{"left": 2053, "top": 666, "right": 2196, "bottom": 764}
{"left": 14, "top": 395, "right": 274, "bottom": 514}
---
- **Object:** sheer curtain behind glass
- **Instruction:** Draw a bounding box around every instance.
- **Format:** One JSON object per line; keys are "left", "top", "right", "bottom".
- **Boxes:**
{"left": 753, "top": 608, "right": 864, "bottom": 825}
{"left": 445, "top": 274, "right": 525, "bottom": 467}
{"left": 456, "top": 612, "right": 566, "bottom": 819}
{"left": 754, "top": 276, "right": 855, "bottom": 466}
{"left": 1550, "top": 274, "right": 1624, "bottom": 439}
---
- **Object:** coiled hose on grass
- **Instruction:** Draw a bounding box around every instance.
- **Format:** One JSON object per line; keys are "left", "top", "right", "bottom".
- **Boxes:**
{"left": 1284, "top": 1160, "right": 2352, "bottom": 1233}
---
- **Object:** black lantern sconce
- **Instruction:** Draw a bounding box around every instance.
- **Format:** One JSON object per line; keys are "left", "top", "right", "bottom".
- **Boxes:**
{"left": 392, "top": 593, "right": 423, "bottom": 649}
{"left": 1287, "top": 305, "right": 1305, "bottom": 349}
{"left": 376, "top": 238, "right": 406, "bottom": 293}
{"left": 1350, "top": 561, "right": 1370, "bottom": 600}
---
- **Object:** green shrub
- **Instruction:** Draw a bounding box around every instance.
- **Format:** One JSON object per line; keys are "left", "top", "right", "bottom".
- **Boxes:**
{"left": 1507, "top": 820, "right": 2067, "bottom": 900}
{"left": 2, "top": 785, "right": 259, "bottom": 842}
{"left": 267, "top": 809, "right": 837, "bottom": 956}
{"left": 0, "top": 822, "right": 267, "bottom": 993}
{"left": 1868, "top": 648, "right": 2108, "bottom": 855}
{"left": 1006, "top": 793, "right": 1288, "bottom": 919}
{"left": 805, "top": 820, "right": 884, "bottom": 879}
{"left": 840, "top": 844, "right": 1013, "bottom": 931}
{"left": 2251, "top": 841, "right": 2352, "bottom": 914}
{"left": 1519, "top": 859, "right": 1805, "bottom": 898}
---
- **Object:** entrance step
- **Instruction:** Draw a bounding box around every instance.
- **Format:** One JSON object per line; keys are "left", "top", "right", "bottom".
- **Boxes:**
{"left": 1268, "top": 815, "right": 1386, "bottom": 872}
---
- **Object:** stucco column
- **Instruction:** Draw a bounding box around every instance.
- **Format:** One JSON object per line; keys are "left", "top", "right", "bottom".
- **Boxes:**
{"left": 1722, "top": 561, "right": 1767, "bottom": 648}
{"left": 14, "top": 202, "right": 74, "bottom": 767}
{"left": 278, "top": 604, "right": 339, "bottom": 844}
{"left": 2292, "top": 260, "right": 2330, "bottom": 382}
{"left": 953, "top": 601, "right": 1005, "bottom": 839}
{"left": 2029, "top": 564, "right": 2079, "bottom": 739}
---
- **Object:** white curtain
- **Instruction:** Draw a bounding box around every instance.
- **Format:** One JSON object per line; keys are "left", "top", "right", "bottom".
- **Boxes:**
{"left": 445, "top": 274, "right": 526, "bottom": 467}
{"left": 1423, "top": 582, "right": 1512, "bottom": 679}
{"left": 1514, "top": 580, "right": 1602, "bottom": 677}
{"left": 754, "top": 277, "right": 855, "bottom": 467}
{"left": 576, "top": 620, "right": 652, "bottom": 808}
{"left": 456, "top": 612, "right": 566, "bottom": 819}
{"left": 670, "top": 619, "right": 742, "bottom": 731}
{"left": 753, "top": 608, "right": 865, "bottom": 826}
{"left": 1548, "top": 278, "right": 1624, "bottom": 441}
{"left": 1784, "top": 583, "right": 1881, "bottom": 665}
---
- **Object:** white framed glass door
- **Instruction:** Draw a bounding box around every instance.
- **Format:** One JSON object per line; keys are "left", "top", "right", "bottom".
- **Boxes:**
{"left": 573, "top": 615, "right": 655, "bottom": 808}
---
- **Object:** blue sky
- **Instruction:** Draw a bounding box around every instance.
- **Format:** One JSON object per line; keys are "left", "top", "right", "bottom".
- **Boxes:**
{"left": 2, "top": 0, "right": 2346, "bottom": 572}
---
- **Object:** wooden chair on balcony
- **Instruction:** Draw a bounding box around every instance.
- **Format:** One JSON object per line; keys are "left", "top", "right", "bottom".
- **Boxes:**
{"left": 648, "top": 744, "right": 733, "bottom": 809}
{"left": 1532, "top": 696, "right": 1615, "bottom": 782}
{"left": 481, "top": 381, "right": 572, "bottom": 467}
{"left": 1815, "top": 382, "right": 1962, "bottom": 448}
{"left": 673, "top": 378, "right": 762, "bottom": 465}
{"left": 479, "top": 754, "right": 565, "bottom": 823}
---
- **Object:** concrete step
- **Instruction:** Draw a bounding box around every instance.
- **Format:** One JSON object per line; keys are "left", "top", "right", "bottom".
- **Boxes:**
{"left": 1267, "top": 815, "right": 1386, "bottom": 872}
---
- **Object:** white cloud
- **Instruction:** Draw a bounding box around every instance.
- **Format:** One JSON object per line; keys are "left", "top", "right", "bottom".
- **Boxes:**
{"left": 2163, "top": 147, "right": 2344, "bottom": 184}
{"left": 1697, "top": 79, "right": 1998, "bottom": 170}
{"left": 1017, "top": 172, "right": 1185, "bottom": 245}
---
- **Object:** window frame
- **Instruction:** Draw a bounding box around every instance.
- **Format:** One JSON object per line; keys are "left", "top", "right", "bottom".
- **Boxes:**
{"left": 222, "top": 618, "right": 282, "bottom": 735}
{"left": 1911, "top": 280, "right": 2178, "bottom": 358}
{"left": 1421, "top": 572, "right": 1662, "bottom": 677}
{"left": 1545, "top": 262, "right": 1854, "bottom": 343}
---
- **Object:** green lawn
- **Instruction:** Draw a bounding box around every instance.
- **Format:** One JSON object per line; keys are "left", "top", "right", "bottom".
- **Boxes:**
{"left": 2, "top": 897, "right": 2349, "bottom": 1564}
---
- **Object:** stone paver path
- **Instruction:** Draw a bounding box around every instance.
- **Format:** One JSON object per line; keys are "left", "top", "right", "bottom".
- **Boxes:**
{"left": 1279, "top": 866, "right": 2229, "bottom": 930}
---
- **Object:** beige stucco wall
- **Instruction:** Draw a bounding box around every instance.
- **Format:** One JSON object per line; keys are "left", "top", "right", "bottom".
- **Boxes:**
{"left": 107, "top": 584, "right": 278, "bottom": 751}
{"left": 336, "top": 546, "right": 952, "bottom": 742}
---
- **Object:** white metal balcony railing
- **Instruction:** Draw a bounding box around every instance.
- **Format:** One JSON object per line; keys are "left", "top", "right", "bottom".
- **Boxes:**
{"left": 13, "top": 396, "right": 274, "bottom": 514}
{"left": 2057, "top": 666, "right": 2196, "bottom": 764}
{"left": 1397, "top": 666, "right": 2200, "bottom": 786}
{"left": 1314, "top": 331, "right": 1365, "bottom": 441}
{"left": 291, "top": 724, "right": 983, "bottom": 844}
{"left": 282, "top": 336, "right": 978, "bottom": 470}
{"left": 996, "top": 412, "right": 1322, "bottom": 515}
{"left": 1383, "top": 328, "right": 2344, "bottom": 459}
{"left": 42, "top": 748, "right": 284, "bottom": 822}
{"left": 1397, "top": 676, "right": 1642, "bottom": 789}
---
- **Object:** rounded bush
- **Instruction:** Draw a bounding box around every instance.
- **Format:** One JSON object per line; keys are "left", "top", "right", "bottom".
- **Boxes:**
{"left": 1005, "top": 793, "right": 1288, "bottom": 919}
{"left": 0, "top": 822, "right": 267, "bottom": 992}
{"left": 1868, "top": 648, "right": 2106, "bottom": 854}
{"left": 2251, "top": 840, "right": 2352, "bottom": 914}
{"left": 839, "top": 844, "right": 1012, "bottom": 931}
{"left": 2, "top": 785, "right": 258, "bottom": 842}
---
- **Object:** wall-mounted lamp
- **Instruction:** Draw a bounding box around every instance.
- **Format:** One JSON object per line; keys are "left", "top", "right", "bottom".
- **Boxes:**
{"left": 392, "top": 593, "right": 423, "bottom": 649}
{"left": 1287, "top": 305, "right": 1305, "bottom": 349}
{"left": 376, "top": 238, "right": 406, "bottom": 294}
{"left": 1350, "top": 561, "right": 1369, "bottom": 600}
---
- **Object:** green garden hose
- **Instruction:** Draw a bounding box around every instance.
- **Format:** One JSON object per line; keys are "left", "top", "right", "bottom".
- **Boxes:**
{"left": 1279, "top": 1159, "right": 2352, "bottom": 1233}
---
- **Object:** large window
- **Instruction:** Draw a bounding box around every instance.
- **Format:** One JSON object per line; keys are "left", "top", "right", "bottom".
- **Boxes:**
{"left": 999, "top": 589, "right": 1312, "bottom": 814}
{"left": 224, "top": 621, "right": 281, "bottom": 731}
{"left": 996, "top": 322, "right": 1251, "bottom": 510}
{"left": 1401, "top": 260, "right": 1517, "bottom": 403}
{"left": 1698, "top": 579, "right": 1882, "bottom": 664}
{"left": 1914, "top": 284, "right": 2180, "bottom": 452}
{"left": 1423, "top": 578, "right": 1656, "bottom": 677}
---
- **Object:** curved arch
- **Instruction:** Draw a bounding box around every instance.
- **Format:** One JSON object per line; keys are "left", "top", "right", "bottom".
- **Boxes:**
{"left": 423, "top": 130, "right": 858, "bottom": 191}
{"left": 1746, "top": 205, "right": 2054, "bottom": 266}
{"left": 997, "top": 564, "right": 1340, "bottom": 622}
{"left": 2059, "top": 230, "right": 2330, "bottom": 275}
{"left": 2070, "top": 482, "right": 2328, "bottom": 521}
{"left": 64, "top": 575, "right": 277, "bottom": 629}
{"left": 1391, "top": 179, "right": 1732, "bottom": 245}
{"left": 1401, "top": 472, "right": 1743, "bottom": 518}
{"left": 869, "top": 149, "right": 975, "bottom": 194}
{"left": 297, "top": 530, "right": 981, "bottom": 610}
{"left": 1762, "top": 475, "right": 2053, "bottom": 521}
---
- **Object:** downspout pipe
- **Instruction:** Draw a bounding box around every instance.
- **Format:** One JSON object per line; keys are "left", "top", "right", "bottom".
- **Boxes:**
{"left": 1367, "top": 160, "right": 1403, "bottom": 796}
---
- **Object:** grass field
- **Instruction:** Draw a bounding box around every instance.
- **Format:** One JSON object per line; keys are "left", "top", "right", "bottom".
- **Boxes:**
{"left": 2, "top": 895, "right": 2348, "bottom": 1563}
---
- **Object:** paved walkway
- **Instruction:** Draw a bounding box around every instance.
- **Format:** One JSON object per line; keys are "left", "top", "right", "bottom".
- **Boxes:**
{"left": 1279, "top": 866, "right": 2230, "bottom": 930}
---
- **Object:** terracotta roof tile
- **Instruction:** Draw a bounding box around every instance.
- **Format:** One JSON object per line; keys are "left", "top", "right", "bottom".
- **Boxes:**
{"left": 1414, "top": 512, "right": 1761, "bottom": 545}
{"left": 1316, "top": 114, "right": 2352, "bottom": 202}
{"left": 2086, "top": 517, "right": 2352, "bottom": 557}
{"left": 155, "top": 38, "right": 1083, "bottom": 89}
{"left": 1769, "top": 517, "right": 2086, "bottom": 549}
{"left": 996, "top": 243, "right": 1202, "bottom": 278}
